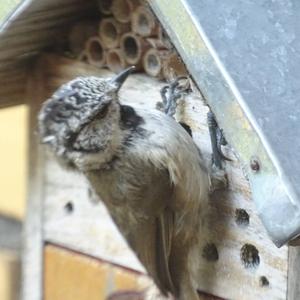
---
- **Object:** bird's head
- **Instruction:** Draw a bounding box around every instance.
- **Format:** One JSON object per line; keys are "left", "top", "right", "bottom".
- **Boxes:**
{"left": 38, "top": 67, "right": 135, "bottom": 170}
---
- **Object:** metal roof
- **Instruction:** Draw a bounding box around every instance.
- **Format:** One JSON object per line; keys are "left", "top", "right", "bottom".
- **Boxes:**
{"left": 150, "top": 0, "right": 300, "bottom": 246}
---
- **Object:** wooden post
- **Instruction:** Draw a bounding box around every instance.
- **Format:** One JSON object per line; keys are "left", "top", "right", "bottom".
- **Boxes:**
{"left": 287, "top": 247, "right": 300, "bottom": 299}
{"left": 21, "top": 58, "right": 47, "bottom": 300}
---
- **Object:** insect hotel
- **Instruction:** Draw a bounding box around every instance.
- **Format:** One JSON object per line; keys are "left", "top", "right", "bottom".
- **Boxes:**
{"left": 0, "top": 0, "right": 299, "bottom": 299}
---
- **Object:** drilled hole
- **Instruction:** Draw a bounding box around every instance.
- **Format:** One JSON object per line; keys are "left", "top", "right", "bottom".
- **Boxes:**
{"left": 240, "top": 244, "right": 260, "bottom": 269}
{"left": 155, "top": 101, "right": 164, "bottom": 111}
{"left": 64, "top": 202, "right": 74, "bottom": 214}
{"left": 112, "top": 0, "right": 131, "bottom": 22}
{"left": 159, "top": 28, "right": 171, "bottom": 48}
{"left": 179, "top": 122, "right": 192, "bottom": 137}
{"left": 235, "top": 208, "right": 250, "bottom": 227}
{"left": 148, "top": 54, "right": 159, "bottom": 69}
{"left": 88, "top": 187, "right": 93, "bottom": 198}
{"left": 102, "top": 22, "right": 117, "bottom": 43}
{"left": 259, "top": 276, "right": 269, "bottom": 287}
{"left": 138, "top": 13, "right": 150, "bottom": 35}
{"left": 123, "top": 37, "right": 138, "bottom": 60}
{"left": 161, "top": 29, "right": 168, "bottom": 42}
{"left": 107, "top": 51, "right": 123, "bottom": 73}
{"left": 202, "top": 243, "right": 219, "bottom": 262}
{"left": 89, "top": 40, "right": 104, "bottom": 61}
{"left": 99, "top": 0, "right": 113, "bottom": 13}
{"left": 145, "top": 52, "right": 161, "bottom": 76}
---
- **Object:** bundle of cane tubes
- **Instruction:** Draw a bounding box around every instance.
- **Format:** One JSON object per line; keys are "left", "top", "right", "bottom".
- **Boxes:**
{"left": 68, "top": 0, "right": 187, "bottom": 81}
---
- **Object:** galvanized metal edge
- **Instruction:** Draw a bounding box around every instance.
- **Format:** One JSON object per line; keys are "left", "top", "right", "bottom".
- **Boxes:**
{"left": 0, "top": 0, "right": 32, "bottom": 33}
{"left": 149, "top": 0, "right": 300, "bottom": 247}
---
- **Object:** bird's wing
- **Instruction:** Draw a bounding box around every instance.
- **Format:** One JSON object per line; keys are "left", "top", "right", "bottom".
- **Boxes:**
{"left": 126, "top": 207, "right": 176, "bottom": 297}
{"left": 122, "top": 166, "right": 175, "bottom": 295}
{"left": 87, "top": 160, "right": 178, "bottom": 296}
{"left": 155, "top": 208, "right": 176, "bottom": 295}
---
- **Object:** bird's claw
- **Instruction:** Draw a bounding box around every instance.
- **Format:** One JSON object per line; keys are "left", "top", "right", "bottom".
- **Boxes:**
{"left": 207, "top": 111, "right": 231, "bottom": 170}
{"left": 160, "top": 77, "right": 191, "bottom": 117}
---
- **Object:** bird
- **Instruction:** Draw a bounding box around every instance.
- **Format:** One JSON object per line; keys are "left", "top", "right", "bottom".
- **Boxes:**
{"left": 38, "top": 66, "right": 210, "bottom": 300}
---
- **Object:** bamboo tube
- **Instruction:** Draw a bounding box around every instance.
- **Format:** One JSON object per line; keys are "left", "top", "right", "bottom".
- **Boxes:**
{"left": 85, "top": 37, "right": 106, "bottom": 68}
{"left": 143, "top": 48, "right": 170, "bottom": 78}
{"left": 78, "top": 50, "right": 88, "bottom": 62}
{"left": 107, "top": 48, "right": 128, "bottom": 73}
{"left": 120, "top": 32, "right": 150, "bottom": 68}
{"left": 99, "top": 18, "right": 130, "bottom": 49}
{"left": 162, "top": 52, "right": 188, "bottom": 81}
{"left": 111, "top": 0, "right": 140, "bottom": 23}
{"left": 97, "top": 0, "right": 113, "bottom": 15}
{"left": 158, "top": 26, "right": 172, "bottom": 50}
{"left": 145, "top": 38, "right": 167, "bottom": 50}
{"left": 131, "top": 6, "right": 159, "bottom": 37}
{"left": 68, "top": 21, "right": 98, "bottom": 56}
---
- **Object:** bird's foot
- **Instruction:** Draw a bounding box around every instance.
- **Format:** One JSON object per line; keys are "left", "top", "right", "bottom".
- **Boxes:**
{"left": 207, "top": 111, "right": 231, "bottom": 169}
{"left": 209, "top": 166, "right": 228, "bottom": 192}
{"left": 207, "top": 111, "right": 230, "bottom": 190}
{"left": 160, "top": 77, "right": 191, "bottom": 117}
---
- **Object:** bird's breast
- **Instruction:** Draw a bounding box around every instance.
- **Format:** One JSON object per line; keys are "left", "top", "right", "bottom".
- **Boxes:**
{"left": 85, "top": 156, "right": 173, "bottom": 222}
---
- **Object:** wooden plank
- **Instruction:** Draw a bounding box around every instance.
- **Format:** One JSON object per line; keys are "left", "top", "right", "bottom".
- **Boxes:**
{"left": 44, "top": 244, "right": 149, "bottom": 300}
{"left": 177, "top": 92, "right": 288, "bottom": 300}
{"left": 0, "top": 0, "right": 97, "bottom": 66}
{"left": 40, "top": 55, "right": 288, "bottom": 300}
{"left": 287, "top": 247, "right": 300, "bottom": 300}
{"left": 0, "top": 67, "right": 27, "bottom": 108}
{"left": 0, "top": 251, "right": 21, "bottom": 300}
{"left": 44, "top": 174, "right": 145, "bottom": 272}
{"left": 20, "top": 59, "right": 47, "bottom": 300}
{"left": 0, "top": 105, "right": 28, "bottom": 220}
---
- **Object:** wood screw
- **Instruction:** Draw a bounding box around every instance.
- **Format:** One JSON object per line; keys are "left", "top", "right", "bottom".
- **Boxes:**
{"left": 250, "top": 157, "right": 260, "bottom": 172}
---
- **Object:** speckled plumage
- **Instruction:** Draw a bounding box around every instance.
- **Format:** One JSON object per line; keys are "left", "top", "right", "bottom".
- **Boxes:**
{"left": 38, "top": 68, "right": 209, "bottom": 300}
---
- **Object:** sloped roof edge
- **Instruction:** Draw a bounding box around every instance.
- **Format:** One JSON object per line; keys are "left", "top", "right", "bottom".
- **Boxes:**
{"left": 0, "top": 0, "right": 97, "bottom": 72}
{"left": 0, "top": 0, "right": 32, "bottom": 34}
{"left": 0, "top": 0, "right": 98, "bottom": 107}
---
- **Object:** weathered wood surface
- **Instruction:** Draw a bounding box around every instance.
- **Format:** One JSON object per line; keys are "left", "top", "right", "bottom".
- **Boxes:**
{"left": 21, "top": 60, "right": 47, "bottom": 300}
{"left": 0, "top": 251, "right": 21, "bottom": 300}
{"left": 0, "top": 67, "right": 27, "bottom": 108}
{"left": 44, "top": 244, "right": 149, "bottom": 300}
{"left": 287, "top": 247, "right": 300, "bottom": 300}
{"left": 0, "top": 0, "right": 97, "bottom": 72}
{"left": 39, "top": 55, "right": 288, "bottom": 300}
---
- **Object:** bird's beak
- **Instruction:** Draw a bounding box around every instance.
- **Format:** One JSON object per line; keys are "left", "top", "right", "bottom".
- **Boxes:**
{"left": 110, "top": 66, "right": 135, "bottom": 91}
{"left": 42, "top": 135, "right": 55, "bottom": 144}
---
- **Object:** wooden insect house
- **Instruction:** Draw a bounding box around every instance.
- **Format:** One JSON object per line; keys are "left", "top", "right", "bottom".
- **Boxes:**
{"left": 0, "top": 0, "right": 299, "bottom": 299}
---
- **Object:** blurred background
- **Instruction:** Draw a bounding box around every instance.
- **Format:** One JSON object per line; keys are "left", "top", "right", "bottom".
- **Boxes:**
{"left": 1, "top": 2, "right": 27, "bottom": 300}
{"left": 0, "top": 2, "right": 148, "bottom": 300}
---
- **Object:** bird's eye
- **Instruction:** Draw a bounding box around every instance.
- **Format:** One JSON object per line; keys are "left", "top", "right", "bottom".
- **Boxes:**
{"left": 98, "top": 104, "right": 109, "bottom": 118}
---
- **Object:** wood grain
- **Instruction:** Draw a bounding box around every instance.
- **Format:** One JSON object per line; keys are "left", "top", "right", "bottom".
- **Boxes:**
{"left": 0, "top": 0, "right": 97, "bottom": 74}
{"left": 0, "top": 251, "right": 20, "bottom": 300}
{"left": 0, "top": 67, "right": 27, "bottom": 108}
{"left": 287, "top": 247, "right": 300, "bottom": 300}
{"left": 44, "top": 244, "right": 148, "bottom": 300}
{"left": 21, "top": 59, "right": 47, "bottom": 300}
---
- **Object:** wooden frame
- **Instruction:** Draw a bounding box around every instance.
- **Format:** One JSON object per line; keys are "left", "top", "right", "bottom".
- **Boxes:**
{"left": 288, "top": 248, "right": 300, "bottom": 300}
{"left": 21, "top": 60, "right": 46, "bottom": 300}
